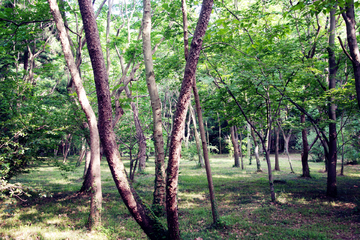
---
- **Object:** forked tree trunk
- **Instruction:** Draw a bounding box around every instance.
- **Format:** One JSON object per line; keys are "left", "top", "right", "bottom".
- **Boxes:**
{"left": 278, "top": 124, "right": 294, "bottom": 173}
{"left": 48, "top": 0, "right": 102, "bottom": 229}
{"left": 63, "top": 133, "right": 72, "bottom": 163}
{"left": 230, "top": 125, "right": 240, "bottom": 168}
{"left": 77, "top": 0, "right": 167, "bottom": 238}
{"left": 142, "top": 0, "right": 166, "bottom": 211}
{"left": 166, "top": 0, "right": 214, "bottom": 238}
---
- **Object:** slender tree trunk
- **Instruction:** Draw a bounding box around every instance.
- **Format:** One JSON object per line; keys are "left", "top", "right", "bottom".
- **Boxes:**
{"left": 327, "top": 7, "right": 337, "bottom": 197}
{"left": 278, "top": 125, "right": 294, "bottom": 173}
{"left": 190, "top": 104, "right": 204, "bottom": 167}
{"left": 341, "top": 0, "right": 360, "bottom": 110}
{"left": 76, "top": 138, "right": 86, "bottom": 167}
{"left": 181, "top": 0, "right": 219, "bottom": 224}
{"left": 77, "top": 0, "right": 167, "bottom": 237}
{"left": 263, "top": 144, "right": 275, "bottom": 202}
{"left": 142, "top": 0, "right": 166, "bottom": 211}
{"left": 63, "top": 134, "right": 72, "bottom": 163}
{"left": 48, "top": 0, "right": 102, "bottom": 229}
{"left": 218, "top": 113, "right": 222, "bottom": 154}
{"left": 184, "top": 108, "right": 191, "bottom": 148}
{"left": 230, "top": 125, "right": 240, "bottom": 167}
{"left": 238, "top": 128, "right": 244, "bottom": 169}
{"left": 274, "top": 126, "right": 280, "bottom": 171}
{"left": 247, "top": 123, "right": 252, "bottom": 165}
{"left": 251, "top": 128, "right": 262, "bottom": 172}
{"left": 340, "top": 113, "right": 345, "bottom": 176}
{"left": 301, "top": 114, "right": 310, "bottom": 178}
{"left": 106, "top": 0, "right": 113, "bottom": 75}
{"left": 166, "top": 0, "right": 214, "bottom": 238}
{"left": 84, "top": 149, "right": 91, "bottom": 178}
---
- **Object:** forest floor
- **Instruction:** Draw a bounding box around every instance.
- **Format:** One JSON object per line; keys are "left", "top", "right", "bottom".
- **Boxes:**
{"left": 0, "top": 153, "right": 359, "bottom": 239}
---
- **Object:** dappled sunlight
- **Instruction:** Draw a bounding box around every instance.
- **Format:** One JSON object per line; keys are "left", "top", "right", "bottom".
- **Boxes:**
{"left": 178, "top": 191, "right": 207, "bottom": 209}
{"left": 213, "top": 173, "right": 251, "bottom": 179}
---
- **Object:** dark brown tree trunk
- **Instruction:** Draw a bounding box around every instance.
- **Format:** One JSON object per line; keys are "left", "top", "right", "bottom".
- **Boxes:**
{"left": 327, "top": 8, "right": 337, "bottom": 198}
{"left": 181, "top": 0, "right": 219, "bottom": 223}
{"left": 230, "top": 125, "right": 240, "bottom": 167}
{"left": 48, "top": 0, "right": 102, "bottom": 229}
{"left": 341, "top": 0, "right": 360, "bottom": 110}
{"left": 274, "top": 126, "right": 280, "bottom": 171}
{"left": 142, "top": 0, "right": 166, "bottom": 212}
{"left": 77, "top": 0, "right": 167, "bottom": 238}
{"left": 301, "top": 114, "right": 310, "bottom": 178}
{"left": 166, "top": 0, "right": 214, "bottom": 238}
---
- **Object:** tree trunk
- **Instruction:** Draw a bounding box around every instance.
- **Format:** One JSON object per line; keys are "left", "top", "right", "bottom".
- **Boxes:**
{"left": 84, "top": 149, "right": 91, "bottom": 178}
{"left": 230, "top": 125, "right": 240, "bottom": 168}
{"left": 300, "top": 114, "right": 310, "bottom": 178}
{"left": 142, "top": 0, "right": 166, "bottom": 211}
{"left": 48, "top": 0, "right": 102, "bottom": 229}
{"left": 247, "top": 123, "right": 252, "bottom": 165}
{"left": 166, "top": 0, "right": 214, "bottom": 238}
{"left": 76, "top": 138, "right": 86, "bottom": 167}
{"left": 77, "top": 0, "right": 167, "bottom": 237}
{"left": 190, "top": 104, "right": 204, "bottom": 167}
{"left": 263, "top": 144, "right": 275, "bottom": 202}
{"left": 274, "top": 126, "right": 280, "bottom": 171}
{"left": 238, "top": 128, "right": 244, "bottom": 169}
{"left": 278, "top": 125, "right": 294, "bottom": 173}
{"left": 251, "top": 128, "right": 262, "bottom": 172}
{"left": 327, "top": 7, "right": 337, "bottom": 197}
{"left": 181, "top": 0, "right": 219, "bottom": 224}
{"left": 62, "top": 133, "right": 72, "bottom": 163}
{"left": 341, "top": 0, "right": 360, "bottom": 110}
{"left": 218, "top": 113, "right": 222, "bottom": 154}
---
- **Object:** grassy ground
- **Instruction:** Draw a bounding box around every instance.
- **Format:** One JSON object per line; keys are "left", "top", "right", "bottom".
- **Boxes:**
{"left": 1, "top": 154, "right": 359, "bottom": 239}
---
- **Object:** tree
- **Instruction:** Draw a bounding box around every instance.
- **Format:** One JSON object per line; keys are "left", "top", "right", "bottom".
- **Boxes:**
{"left": 77, "top": 0, "right": 167, "bottom": 238}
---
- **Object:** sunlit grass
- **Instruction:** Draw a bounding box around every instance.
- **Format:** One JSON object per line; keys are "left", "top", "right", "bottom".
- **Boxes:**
{"left": 1, "top": 154, "right": 359, "bottom": 239}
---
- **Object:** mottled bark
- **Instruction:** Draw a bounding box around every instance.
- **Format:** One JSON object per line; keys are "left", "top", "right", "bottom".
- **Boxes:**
{"left": 166, "top": 0, "right": 214, "bottom": 238}
{"left": 142, "top": 0, "right": 166, "bottom": 211}
{"left": 48, "top": 0, "right": 102, "bottom": 228}
{"left": 77, "top": 0, "right": 167, "bottom": 237}
{"left": 181, "top": 0, "right": 218, "bottom": 223}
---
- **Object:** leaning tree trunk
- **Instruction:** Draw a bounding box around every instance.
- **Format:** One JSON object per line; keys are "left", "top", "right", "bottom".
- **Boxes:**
{"left": 77, "top": 0, "right": 167, "bottom": 238}
{"left": 142, "top": 0, "right": 166, "bottom": 211}
{"left": 300, "top": 114, "right": 310, "bottom": 178}
{"left": 48, "top": 0, "right": 102, "bottom": 229}
{"left": 327, "top": 7, "right": 338, "bottom": 198}
{"left": 181, "top": 0, "right": 219, "bottom": 224}
{"left": 166, "top": 0, "right": 214, "bottom": 238}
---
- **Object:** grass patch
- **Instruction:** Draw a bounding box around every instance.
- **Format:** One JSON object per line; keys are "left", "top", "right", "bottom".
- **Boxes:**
{"left": 1, "top": 154, "right": 359, "bottom": 239}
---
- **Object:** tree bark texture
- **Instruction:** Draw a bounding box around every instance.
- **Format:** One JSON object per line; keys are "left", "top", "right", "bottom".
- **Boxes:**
{"left": 181, "top": 0, "right": 218, "bottom": 223}
{"left": 166, "top": 0, "right": 213, "bottom": 238}
{"left": 341, "top": 0, "right": 360, "bottom": 110}
{"left": 48, "top": 0, "right": 102, "bottom": 228}
{"left": 327, "top": 8, "right": 337, "bottom": 197}
{"left": 300, "top": 114, "right": 310, "bottom": 178}
{"left": 77, "top": 0, "right": 167, "bottom": 238}
{"left": 142, "top": 0, "right": 166, "bottom": 210}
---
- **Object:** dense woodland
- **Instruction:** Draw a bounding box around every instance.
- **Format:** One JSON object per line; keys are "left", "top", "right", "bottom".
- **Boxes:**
{"left": 1, "top": 0, "right": 360, "bottom": 239}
